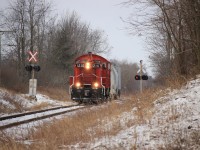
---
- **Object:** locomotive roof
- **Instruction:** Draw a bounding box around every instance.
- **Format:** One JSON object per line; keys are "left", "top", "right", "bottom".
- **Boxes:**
{"left": 75, "top": 53, "right": 110, "bottom": 63}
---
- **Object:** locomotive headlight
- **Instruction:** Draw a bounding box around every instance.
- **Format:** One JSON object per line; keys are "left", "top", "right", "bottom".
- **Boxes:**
{"left": 75, "top": 82, "right": 81, "bottom": 88}
{"left": 93, "top": 82, "right": 99, "bottom": 88}
{"left": 85, "top": 62, "right": 91, "bottom": 70}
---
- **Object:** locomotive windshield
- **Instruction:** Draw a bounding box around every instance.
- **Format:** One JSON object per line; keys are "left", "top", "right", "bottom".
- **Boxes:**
{"left": 75, "top": 60, "right": 102, "bottom": 69}
{"left": 76, "top": 63, "right": 84, "bottom": 67}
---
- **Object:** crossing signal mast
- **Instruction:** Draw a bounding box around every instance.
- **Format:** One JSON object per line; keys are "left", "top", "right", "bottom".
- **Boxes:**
{"left": 25, "top": 51, "right": 41, "bottom": 98}
{"left": 135, "top": 60, "right": 148, "bottom": 93}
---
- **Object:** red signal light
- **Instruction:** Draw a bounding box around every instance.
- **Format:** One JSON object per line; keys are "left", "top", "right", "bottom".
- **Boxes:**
{"left": 135, "top": 75, "right": 141, "bottom": 80}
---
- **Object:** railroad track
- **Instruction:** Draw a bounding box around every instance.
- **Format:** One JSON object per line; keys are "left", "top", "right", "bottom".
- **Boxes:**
{"left": 0, "top": 104, "right": 85, "bottom": 130}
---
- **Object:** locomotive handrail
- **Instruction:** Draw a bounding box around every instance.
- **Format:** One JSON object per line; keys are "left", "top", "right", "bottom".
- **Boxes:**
{"left": 75, "top": 73, "right": 83, "bottom": 77}
{"left": 92, "top": 74, "right": 106, "bottom": 96}
{"left": 69, "top": 73, "right": 83, "bottom": 94}
{"left": 69, "top": 76, "right": 74, "bottom": 94}
{"left": 92, "top": 74, "right": 106, "bottom": 78}
{"left": 91, "top": 74, "right": 105, "bottom": 95}
{"left": 101, "top": 77, "right": 105, "bottom": 96}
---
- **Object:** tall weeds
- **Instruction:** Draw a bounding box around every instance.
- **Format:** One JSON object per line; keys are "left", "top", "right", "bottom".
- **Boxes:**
{"left": 38, "top": 86, "right": 70, "bottom": 102}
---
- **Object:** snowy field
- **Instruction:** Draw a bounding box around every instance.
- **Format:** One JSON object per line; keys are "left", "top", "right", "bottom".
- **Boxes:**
{"left": 0, "top": 90, "right": 77, "bottom": 140}
{"left": 0, "top": 89, "right": 75, "bottom": 117}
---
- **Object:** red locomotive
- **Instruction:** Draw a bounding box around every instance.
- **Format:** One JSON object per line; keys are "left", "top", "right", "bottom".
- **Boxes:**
{"left": 69, "top": 52, "right": 121, "bottom": 103}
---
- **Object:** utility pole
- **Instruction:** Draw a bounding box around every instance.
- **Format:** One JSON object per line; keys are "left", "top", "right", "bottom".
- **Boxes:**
{"left": 0, "top": 30, "right": 15, "bottom": 85}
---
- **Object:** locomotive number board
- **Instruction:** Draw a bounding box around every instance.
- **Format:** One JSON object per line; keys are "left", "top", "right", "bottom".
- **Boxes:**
{"left": 76, "top": 63, "right": 100, "bottom": 68}
{"left": 76, "top": 63, "right": 84, "bottom": 67}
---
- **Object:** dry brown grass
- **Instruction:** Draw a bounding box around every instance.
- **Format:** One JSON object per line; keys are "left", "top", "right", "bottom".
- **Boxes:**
{"left": 0, "top": 129, "right": 28, "bottom": 150}
{"left": 27, "top": 102, "right": 126, "bottom": 148}
{"left": 1, "top": 65, "right": 27, "bottom": 93}
{"left": 29, "top": 102, "right": 51, "bottom": 111}
{"left": 38, "top": 86, "right": 70, "bottom": 102}
{"left": 0, "top": 87, "right": 169, "bottom": 150}
{"left": 164, "top": 74, "right": 188, "bottom": 89}
{"left": 0, "top": 137, "right": 26, "bottom": 150}
{"left": 12, "top": 88, "right": 164, "bottom": 149}
{"left": 158, "top": 127, "right": 200, "bottom": 150}
{"left": 0, "top": 93, "right": 24, "bottom": 114}
{"left": 124, "top": 87, "right": 167, "bottom": 124}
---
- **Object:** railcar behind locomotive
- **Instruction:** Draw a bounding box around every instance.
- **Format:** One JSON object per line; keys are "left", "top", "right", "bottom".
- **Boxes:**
{"left": 69, "top": 52, "right": 121, "bottom": 103}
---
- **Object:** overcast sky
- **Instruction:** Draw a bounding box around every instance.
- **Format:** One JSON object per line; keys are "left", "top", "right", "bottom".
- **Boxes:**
{"left": 0, "top": 0, "right": 152, "bottom": 74}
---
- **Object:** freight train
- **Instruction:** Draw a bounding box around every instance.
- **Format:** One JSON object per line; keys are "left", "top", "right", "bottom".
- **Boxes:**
{"left": 69, "top": 52, "right": 121, "bottom": 103}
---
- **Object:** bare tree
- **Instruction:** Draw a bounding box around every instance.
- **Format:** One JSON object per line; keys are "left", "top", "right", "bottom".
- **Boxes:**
{"left": 1, "top": 0, "right": 52, "bottom": 83}
{"left": 123, "top": 0, "right": 200, "bottom": 78}
{"left": 50, "top": 12, "right": 111, "bottom": 69}
{"left": 88, "top": 30, "right": 111, "bottom": 54}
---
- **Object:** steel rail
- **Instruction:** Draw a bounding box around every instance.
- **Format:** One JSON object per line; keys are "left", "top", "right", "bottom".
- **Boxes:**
{"left": 0, "top": 104, "right": 79, "bottom": 121}
{"left": 0, "top": 105, "right": 85, "bottom": 130}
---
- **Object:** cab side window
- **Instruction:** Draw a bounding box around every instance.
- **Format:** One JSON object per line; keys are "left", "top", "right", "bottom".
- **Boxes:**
{"left": 102, "top": 63, "right": 106, "bottom": 69}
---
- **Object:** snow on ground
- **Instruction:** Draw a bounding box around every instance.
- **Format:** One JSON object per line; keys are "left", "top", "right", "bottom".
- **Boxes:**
{"left": 1, "top": 106, "right": 82, "bottom": 140}
{"left": 0, "top": 88, "right": 75, "bottom": 117}
{"left": 0, "top": 88, "right": 77, "bottom": 140}
{"left": 33, "top": 93, "right": 74, "bottom": 106}
{"left": 0, "top": 89, "right": 79, "bottom": 141}
{"left": 66, "top": 77, "right": 200, "bottom": 149}
{"left": 1, "top": 77, "right": 200, "bottom": 149}
{"left": 1, "top": 106, "right": 83, "bottom": 127}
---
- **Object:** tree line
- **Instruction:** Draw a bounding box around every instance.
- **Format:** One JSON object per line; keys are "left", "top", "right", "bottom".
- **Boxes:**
{"left": 0, "top": 0, "right": 111, "bottom": 90}
{"left": 0, "top": 0, "right": 150, "bottom": 93}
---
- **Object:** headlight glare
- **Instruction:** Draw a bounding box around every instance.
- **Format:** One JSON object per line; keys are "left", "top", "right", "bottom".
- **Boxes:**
{"left": 75, "top": 82, "right": 81, "bottom": 88}
{"left": 93, "top": 82, "right": 99, "bottom": 88}
{"left": 85, "top": 62, "right": 91, "bottom": 70}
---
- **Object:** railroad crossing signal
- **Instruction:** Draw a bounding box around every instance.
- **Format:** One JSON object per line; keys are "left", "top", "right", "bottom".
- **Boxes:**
{"left": 26, "top": 51, "right": 40, "bottom": 98}
{"left": 135, "top": 75, "right": 148, "bottom": 80}
{"left": 28, "top": 51, "right": 38, "bottom": 63}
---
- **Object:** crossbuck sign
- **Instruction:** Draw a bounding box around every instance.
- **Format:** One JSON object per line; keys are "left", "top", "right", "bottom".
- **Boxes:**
{"left": 28, "top": 51, "right": 38, "bottom": 63}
